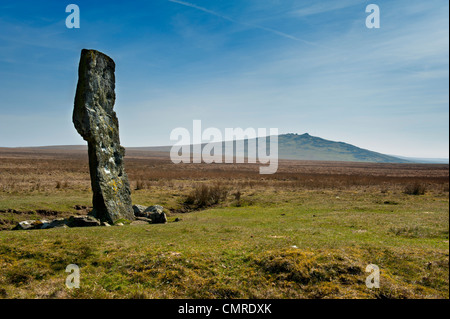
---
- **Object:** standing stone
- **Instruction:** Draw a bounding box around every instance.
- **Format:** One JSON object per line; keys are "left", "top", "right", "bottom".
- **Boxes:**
{"left": 73, "top": 49, "right": 135, "bottom": 224}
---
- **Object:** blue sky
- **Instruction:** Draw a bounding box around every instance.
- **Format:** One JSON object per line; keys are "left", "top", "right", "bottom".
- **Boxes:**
{"left": 0, "top": 0, "right": 448, "bottom": 158}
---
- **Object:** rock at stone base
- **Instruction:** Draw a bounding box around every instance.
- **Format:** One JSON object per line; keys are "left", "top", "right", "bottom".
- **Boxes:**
{"left": 133, "top": 204, "right": 164, "bottom": 217}
{"left": 132, "top": 205, "right": 167, "bottom": 224}
{"left": 13, "top": 216, "right": 102, "bottom": 230}
{"left": 144, "top": 205, "right": 164, "bottom": 214}
{"left": 132, "top": 205, "right": 147, "bottom": 216}
{"left": 67, "top": 216, "right": 101, "bottom": 227}
{"left": 149, "top": 211, "right": 167, "bottom": 224}
{"left": 135, "top": 217, "right": 152, "bottom": 223}
{"left": 10, "top": 205, "right": 167, "bottom": 230}
{"left": 41, "top": 218, "right": 68, "bottom": 229}
{"left": 13, "top": 220, "right": 47, "bottom": 230}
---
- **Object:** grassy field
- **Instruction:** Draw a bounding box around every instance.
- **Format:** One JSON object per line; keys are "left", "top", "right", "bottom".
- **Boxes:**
{"left": 0, "top": 147, "right": 448, "bottom": 299}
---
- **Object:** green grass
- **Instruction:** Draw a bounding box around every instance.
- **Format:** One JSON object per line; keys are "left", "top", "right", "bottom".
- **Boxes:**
{"left": 0, "top": 188, "right": 92, "bottom": 213}
{"left": 0, "top": 187, "right": 448, "bottom": 299}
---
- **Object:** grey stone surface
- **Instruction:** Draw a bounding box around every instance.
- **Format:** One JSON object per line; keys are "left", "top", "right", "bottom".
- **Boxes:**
{"left": 13, "top": 216, "right": 100, "bottom": 230}
{"left": 135, "top": 216, "right": 153, "bottom": 223}
{"left": 132, "top": 205, "right": 147, "bottom": 216}
{"left": 144, "top": 205, "right": 166, "bottom": 223}
{"left": 149, "top": 211, "right": 167, "bottom": 224}
{"left": 133, "top": 204, "right": 164, "bottom": 217}
{"left": 67, "top": 215, "right": 101, "bottom": 227}
{"left": 133, "top": 205, "right": 167, "bottom": 224}
{"left": 73, "top": 49, "right": 135, "bottom": 224}
{"left": 13, "top": 220, "right": 45, "bottom": 230}
{"left": 41, "top": 218, "right": 68, "bottom": 229}
{"left": 144, "top": 205, "right": 164, "bottom": 214}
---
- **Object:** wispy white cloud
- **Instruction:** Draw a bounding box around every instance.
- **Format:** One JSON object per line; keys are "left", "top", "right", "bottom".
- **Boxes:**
{"left": 167, "top": 0, "right": 327, "bottom": 48}
{"left": 292, "top": 0, "right": 364, "bottom": 17}
{"left": 0, "top": 18, "right": 74, "bottom": 52}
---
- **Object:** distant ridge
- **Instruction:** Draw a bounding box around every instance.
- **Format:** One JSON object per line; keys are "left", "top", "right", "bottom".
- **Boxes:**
{"left": 3, "top": 134, "right": 447, "bottom": 164}
{"left": 276, "top": 133, "right": 410, "bottom": 163}
{"left": 128, "top": 133, "right": 412, "bottom": 163}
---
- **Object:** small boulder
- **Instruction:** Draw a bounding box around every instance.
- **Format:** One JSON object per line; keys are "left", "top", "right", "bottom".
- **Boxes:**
{"left": 132, "top": 205, "right": 148, "bottom": 217}
{"left": 144, "top": 205, "right": 164, "bottom": 214}
{"left": 148, "top": 211, "right": 167, "bottom": 224}
{"left": 13, "top": 220, "right": 45, "bottom": 230}
{"left": 41, "top": 218, "right": 68, "bottom": 229}
{"left": 135, "top": 217, "right": 152, "bottom": 223}
{"left": 67, "top": 216, "right": 101, "bottom": 227}
{"left": 132, "top": 205, "right": 166, "bottom": 223}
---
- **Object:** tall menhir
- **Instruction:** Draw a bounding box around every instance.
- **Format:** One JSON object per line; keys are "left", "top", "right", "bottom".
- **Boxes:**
{"left": 73, "top": 49, "right": 135, "bottom": 224}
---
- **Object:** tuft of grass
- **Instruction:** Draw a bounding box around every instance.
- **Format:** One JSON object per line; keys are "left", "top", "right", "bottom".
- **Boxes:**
{"left": 404, "top": 183, "right": 426, "bottom": 195}
{"left": 184, "top": 183, "right": 230, "bottom": 210}
{"left": 253, "top": 249, "right": 364, "bottom": 286}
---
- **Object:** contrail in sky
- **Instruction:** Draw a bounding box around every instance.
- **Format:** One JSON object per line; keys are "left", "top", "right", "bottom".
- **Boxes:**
{"left": 168, "top": 0, "right": 324, "bottom": 48}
